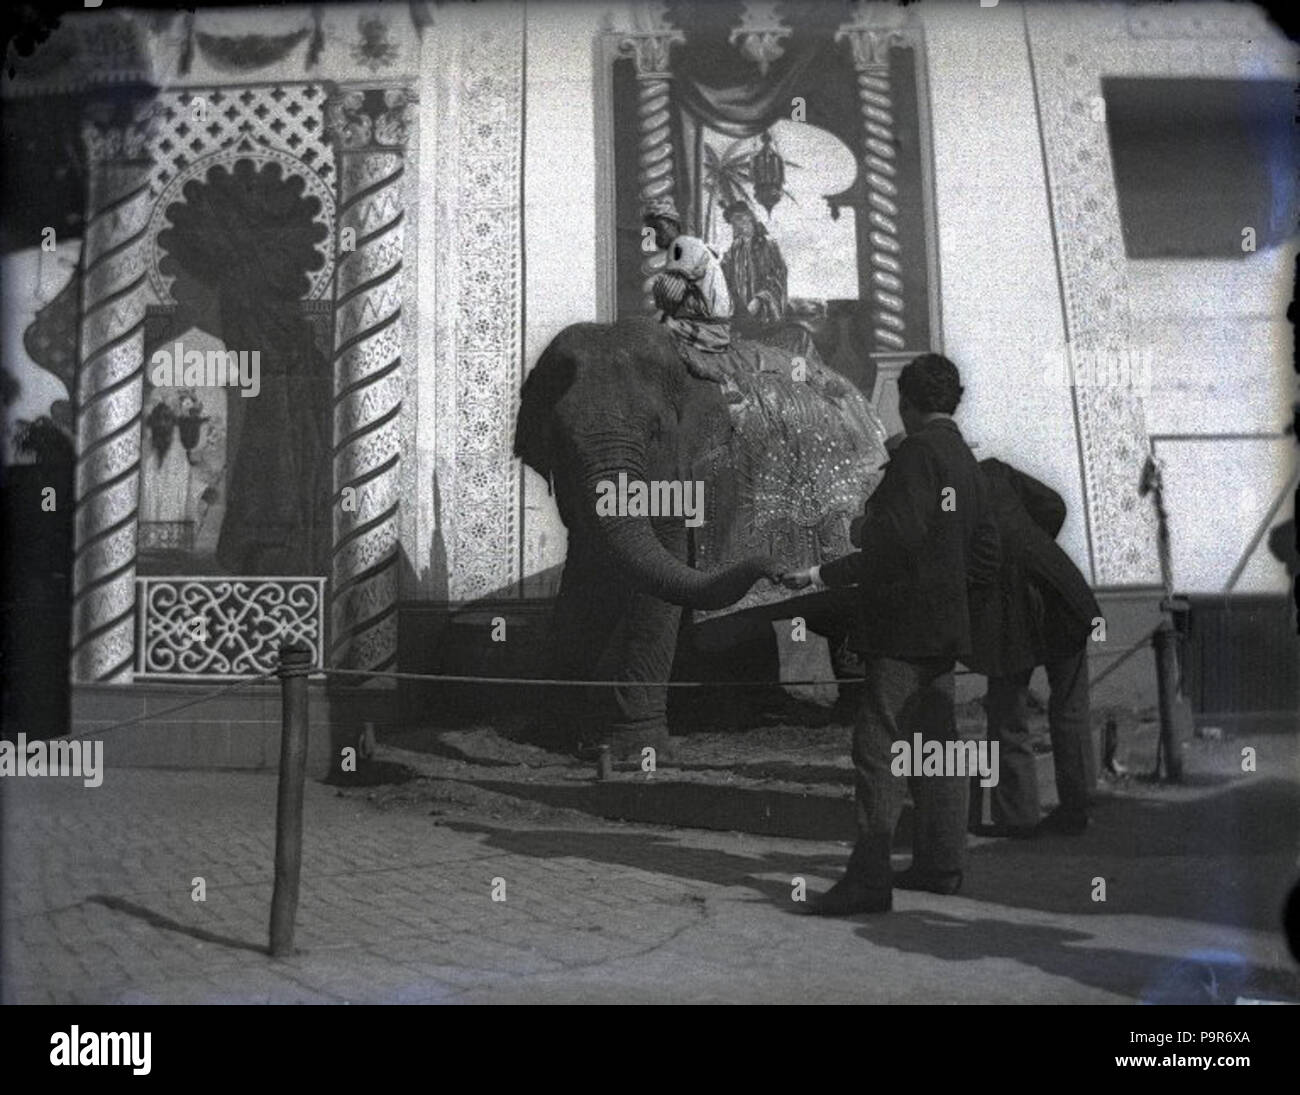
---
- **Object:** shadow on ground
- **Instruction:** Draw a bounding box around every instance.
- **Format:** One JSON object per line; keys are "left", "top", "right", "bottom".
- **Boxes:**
{"left": 441, "top": 817, "right": 842, "bottom": 906}
{"left": 444, "top": 772, "right": 1298, "bottom": 932}
{"left": 442, "top": 773, "right": 1300, "bottom": 937}
{"left": 961, "top": 776, "right": 1300, "bottom": 932}
{"left": 86, "top": 895, "right": 267, "bottom": 955}
{"left": 853, "top": 912, "right": 1299, "bottom": 1004}
{"left": 441, "top": 818, "right": 1297, "bottom": 1002}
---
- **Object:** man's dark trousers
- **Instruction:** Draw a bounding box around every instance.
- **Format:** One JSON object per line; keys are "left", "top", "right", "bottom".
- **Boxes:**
{"left": 982, "top": 646, "right": 1094, "bottom": 827}
{"left": 853, "top": 655, "right": 968, "bottom": 883}
{"left": 821, "top": 416, "right": 1001, "bottom": 891}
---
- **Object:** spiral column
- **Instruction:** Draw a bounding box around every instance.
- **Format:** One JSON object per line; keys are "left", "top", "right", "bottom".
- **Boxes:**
{"left": 70, "top": 100, "right": 159, "bottom": 683}
{"left": 836, "top": 8, "right": 910, "bottom": 353}
{"left": 618, "top": 7, "right": 684, "bottom": 311}
{"left": 323, "top": 87, "right": 414, "bottom": 676}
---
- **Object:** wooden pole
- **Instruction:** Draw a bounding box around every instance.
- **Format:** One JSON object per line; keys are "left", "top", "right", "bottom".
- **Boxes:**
{"left": 269, "top": 642, "right": 311, "bottom": 957}
{"left": 1152, "top": 602, "right": 1191, "bottom": 782}
{"left": 1140, "top": 455, "right": 1190, "bottom": 783}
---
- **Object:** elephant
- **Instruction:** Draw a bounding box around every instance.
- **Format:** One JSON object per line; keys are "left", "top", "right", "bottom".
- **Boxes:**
{"left": 514, "top": 315, "right": 888, "bottom": 758}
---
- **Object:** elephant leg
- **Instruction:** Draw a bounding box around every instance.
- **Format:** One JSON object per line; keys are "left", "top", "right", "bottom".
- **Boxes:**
{"left": 599, "top": 591, "right": 682, "bottom": 760}
{"left": 596, "top": 520, "right": 689, "bottom": 760}
{"left": 542, "top": 514, "right": 693, "bottom": 758}
{"left": 539, "top": 537, "right": 630, "bottom": 750}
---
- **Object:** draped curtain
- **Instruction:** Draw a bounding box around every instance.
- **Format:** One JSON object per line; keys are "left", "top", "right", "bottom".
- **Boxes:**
{"left": 675, "top": 44, "right": 822, "bottom": 234}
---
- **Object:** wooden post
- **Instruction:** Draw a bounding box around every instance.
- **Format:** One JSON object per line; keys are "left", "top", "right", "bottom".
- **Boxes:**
{"left": 269, "top": 643, "right": 312, "bottom": 957}
{"left": 1140, "top": 456, "right": 1191, "bottom": 784}
{"left": 1152, "top": 601, "right": 1191, "bottom": 782}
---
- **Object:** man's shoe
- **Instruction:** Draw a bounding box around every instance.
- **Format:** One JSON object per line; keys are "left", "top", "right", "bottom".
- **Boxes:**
{"left": 1035, "top": 807, "right": 1089, "bottom": 836}
{"left": 802, "top": 875, "right": 892, "bottom": 916}
{"left": 893, "top": 867, "right": 963, "bottom": 895}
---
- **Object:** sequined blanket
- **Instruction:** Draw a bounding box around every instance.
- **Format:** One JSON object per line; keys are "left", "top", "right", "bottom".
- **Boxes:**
{"left": 686, "top": 336, "right": 888, "bottom": 621}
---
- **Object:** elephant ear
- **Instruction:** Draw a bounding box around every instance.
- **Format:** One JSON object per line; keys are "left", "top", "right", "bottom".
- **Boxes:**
{"left": 515, "top": 339, "right": 577, "bottom": 481}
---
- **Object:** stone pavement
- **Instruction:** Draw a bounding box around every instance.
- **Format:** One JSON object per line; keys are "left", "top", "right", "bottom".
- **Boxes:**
{"left": 2, "top": 758, "right": 1298, "bottom": 1004}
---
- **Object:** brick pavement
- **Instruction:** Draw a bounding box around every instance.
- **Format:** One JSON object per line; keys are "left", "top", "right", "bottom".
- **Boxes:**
{"left": 2, "top": 766, "right": 1298, "bottom": 1004}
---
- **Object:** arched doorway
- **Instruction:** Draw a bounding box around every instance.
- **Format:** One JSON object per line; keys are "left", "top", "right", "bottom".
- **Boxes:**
{"left": 141, "top": 155, "right": 333, "bottom": 578}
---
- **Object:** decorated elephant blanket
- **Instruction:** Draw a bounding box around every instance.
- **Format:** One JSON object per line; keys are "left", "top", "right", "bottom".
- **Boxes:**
{"left": 683, "top": 334, "right": 889, "bottom": 621}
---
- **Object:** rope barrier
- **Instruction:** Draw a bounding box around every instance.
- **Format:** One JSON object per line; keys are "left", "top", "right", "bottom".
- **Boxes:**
{"left": 68, "top": 630, "right": 1160, "bottom": 741}
{"left": 319, "top": 666, "right": 882, "bottom": 688}
{"left": 300, "top": 646, "right": 1150, "bottom": 690}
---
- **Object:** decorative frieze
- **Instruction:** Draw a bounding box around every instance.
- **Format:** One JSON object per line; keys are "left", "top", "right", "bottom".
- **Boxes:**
{"left": 433, "top": 8, "right": 526, "bottom": 602}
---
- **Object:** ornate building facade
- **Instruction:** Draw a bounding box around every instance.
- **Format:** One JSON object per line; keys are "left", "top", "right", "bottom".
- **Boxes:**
{"left": 1, "top": 1, "right": 1293, "bottom": 760}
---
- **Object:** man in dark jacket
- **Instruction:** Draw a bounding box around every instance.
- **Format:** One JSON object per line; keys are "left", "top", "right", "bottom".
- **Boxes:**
{"left": 967, "top": 458, "right": 1101, "bottom": 836}
{"left": 782, "top": 354, "right": 1001, "bottom": 914}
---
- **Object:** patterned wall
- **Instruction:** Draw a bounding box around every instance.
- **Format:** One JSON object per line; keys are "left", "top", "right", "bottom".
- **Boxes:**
{"left": 1024, "top": 8, "right": 1157, "bottom": 587}
{"left": 1024, "top": 2, "right": 1287, "bottom": 587}
{"left": 431, "top": 5, "right": 526, "bottom": 602}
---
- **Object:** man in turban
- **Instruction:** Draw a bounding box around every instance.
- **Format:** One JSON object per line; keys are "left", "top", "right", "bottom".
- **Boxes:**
{"left": 643, "top": 200, "right": 736, "bottom": 385}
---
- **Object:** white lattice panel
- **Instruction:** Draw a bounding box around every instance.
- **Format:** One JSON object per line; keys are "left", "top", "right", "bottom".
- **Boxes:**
{"left": 135, "top": 576, "right": 327, "bottom": 679}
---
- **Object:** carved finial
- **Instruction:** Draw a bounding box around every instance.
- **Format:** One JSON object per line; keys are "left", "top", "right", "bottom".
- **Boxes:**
{"left": 324, "top": 87, "right": 416, "bottom": 150}
{"left": 728, "top": 2, "right": 792, "bottom": 78}
{"left": 835, "top": 1, "right": 911, "bottom": 69}
{"left": 618, "top": 1, "right": 684, "bottom": 78}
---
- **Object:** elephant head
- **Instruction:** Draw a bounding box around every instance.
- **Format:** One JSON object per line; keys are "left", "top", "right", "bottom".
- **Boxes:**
{"left": 515, "top": 316, "right": 777, "bottom": 610}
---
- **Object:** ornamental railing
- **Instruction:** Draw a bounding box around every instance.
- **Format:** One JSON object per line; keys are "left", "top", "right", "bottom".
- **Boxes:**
{"left": 134, "top": 576, "right": 327, "bottom": 680}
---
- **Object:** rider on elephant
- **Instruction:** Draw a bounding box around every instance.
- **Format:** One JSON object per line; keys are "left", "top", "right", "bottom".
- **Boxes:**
{"left": 643, "top": 199, "right": 889, "bottom": 622}
{"left": 645, "top": 198, "right": 738, "bottom": 386}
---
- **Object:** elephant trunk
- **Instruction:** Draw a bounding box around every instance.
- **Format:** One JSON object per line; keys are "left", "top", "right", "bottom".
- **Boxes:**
{"left": 577, "top": 438, "right": 771, "bottom": 610}
{"left": 599, "top": 515, "right": 770, "bottom": 610}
